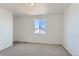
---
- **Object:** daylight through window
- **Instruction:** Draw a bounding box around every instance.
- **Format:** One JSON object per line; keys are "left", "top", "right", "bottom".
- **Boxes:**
{"left": 34, "top": 18, "right": 46, "bottom": 34}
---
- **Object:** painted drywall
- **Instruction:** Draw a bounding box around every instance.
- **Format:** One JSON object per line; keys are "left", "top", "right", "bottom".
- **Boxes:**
{"left": 63, "top": 4, "right": 79, "bottom": 56}
{"left": 13, "top": 14, "right": 62, "bottom": 44}
{"left": 0, "top": 8, "right": 13, "bottom": 50}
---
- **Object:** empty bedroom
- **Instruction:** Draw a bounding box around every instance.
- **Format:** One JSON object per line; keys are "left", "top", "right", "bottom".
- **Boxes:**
{"left": 0, "top": 3, "right": 79, "bottom": 56}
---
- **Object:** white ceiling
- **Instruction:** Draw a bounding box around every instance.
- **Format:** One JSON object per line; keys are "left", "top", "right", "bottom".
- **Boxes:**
{"left": 0, "top": 3, "right": 70, "bottom": 16}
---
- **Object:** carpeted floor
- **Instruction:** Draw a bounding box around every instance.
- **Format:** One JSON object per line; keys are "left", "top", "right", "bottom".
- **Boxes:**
{"left": 0, "top": 42, "right": 71, "bottom": 56}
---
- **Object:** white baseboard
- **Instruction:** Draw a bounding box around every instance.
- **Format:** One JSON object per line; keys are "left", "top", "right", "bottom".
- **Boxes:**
{"left": 0, "top": 43, "right": 13, "bottom": 51}
{"left": 62, "top": 44, "right": 73, "bottom": 56}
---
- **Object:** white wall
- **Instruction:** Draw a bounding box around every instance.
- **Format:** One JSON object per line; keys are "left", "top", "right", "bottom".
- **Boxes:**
{"left": 13, "top": 14, "right": 62, "bottom": 44}
{"left": 63, "top": 4, "right": 79, "bottom": 56}
{"left": 0, "top": 8, "right": 13, "bottom": 50}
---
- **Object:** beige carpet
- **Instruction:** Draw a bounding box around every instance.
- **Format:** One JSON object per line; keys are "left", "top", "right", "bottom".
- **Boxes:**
{"left": 0, "top": 42, "right": 71, "bottom": 56}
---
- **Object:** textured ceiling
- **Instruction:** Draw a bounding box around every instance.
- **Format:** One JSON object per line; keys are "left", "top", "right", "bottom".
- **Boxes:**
{"left": 0, "top": 3, "right": 70, "bottom": 15}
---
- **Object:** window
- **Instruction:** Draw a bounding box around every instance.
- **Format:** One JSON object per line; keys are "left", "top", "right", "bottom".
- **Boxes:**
{"left": 34, "top": 18, "right": 46, "bottom": 34}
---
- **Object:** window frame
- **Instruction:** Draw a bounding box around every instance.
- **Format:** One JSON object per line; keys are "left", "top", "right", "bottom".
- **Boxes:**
{"left": 34, "top": 18, "right": 46, "bottom": 34}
